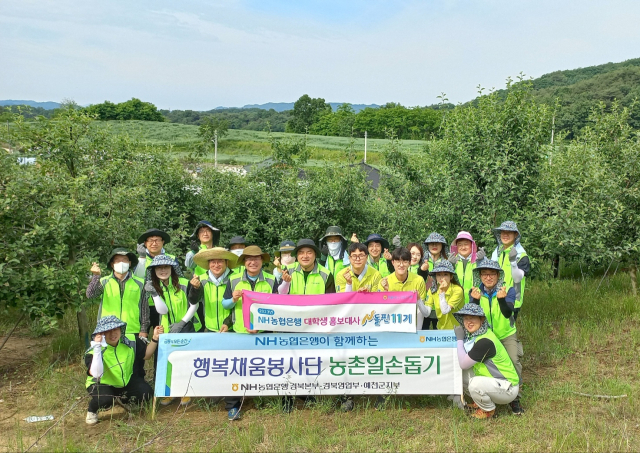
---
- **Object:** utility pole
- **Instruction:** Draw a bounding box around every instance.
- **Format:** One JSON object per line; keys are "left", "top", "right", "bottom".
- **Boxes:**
{"left": 364, "top": 131, "right": 367, "bottom": 163}
{"left": 214, "top": 129, "right": 218, "bottom": 168}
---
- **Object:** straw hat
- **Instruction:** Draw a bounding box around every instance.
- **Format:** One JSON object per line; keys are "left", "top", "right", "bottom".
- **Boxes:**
{"left": 193, "top": 247, "right": 238, "bottom": 270}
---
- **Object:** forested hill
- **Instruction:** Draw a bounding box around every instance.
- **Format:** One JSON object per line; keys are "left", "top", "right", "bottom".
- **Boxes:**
{"left": 493, "top": 58, "right": 640, "bottom": 136}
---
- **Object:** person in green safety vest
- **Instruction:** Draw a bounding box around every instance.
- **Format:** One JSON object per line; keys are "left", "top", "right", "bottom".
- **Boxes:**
{"left": 453, "top": 304, "right": 520, "bottom": 419}
{"left": 272, "top": 240, "right": 296, "bottom": 283}
{"left": 133, "top": 228, "right": 176, "bottom": 330}
{"left": 188, "top": 247, "right": 238, "bottom": 332}
{"left": 318, "top": 226, "right": 351, "bottom": 281}
{"left": 185, "top": 221, "right": 221, "bottom": 277}
{"left": 84, "top": 315, "right": 162, "bottom": 425}
{"left": 144, "top": 255, "right": 201, "bottom": 408}
{"left": 86, "top": 248, "right": 148, "bottom": 342}
{"left": 469, "top": 258, "right": 524, "bottom": 415}
{"left": 353, "top": 233, "right": 393, "bottom": 278}
{"left": 418, "top": 232, "right": 449, "bottom": 330}
{"left": 220, "top": 245, "right": 278, "bottom": 421}
{"left": 448, "top": 231, "right": 486, "bottom": 304}
{"left": 278, "top": 239, "right": 335, "bottom": 296}
{"left": 490, "top": 221, "right": 531, "bottom": 316}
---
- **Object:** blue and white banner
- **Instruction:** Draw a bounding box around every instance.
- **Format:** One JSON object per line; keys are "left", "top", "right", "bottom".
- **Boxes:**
{"left": 155, "top": 331, "right": 462, "bottom": 397}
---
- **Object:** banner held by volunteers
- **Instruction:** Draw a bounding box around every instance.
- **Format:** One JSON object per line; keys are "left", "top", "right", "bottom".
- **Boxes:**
{"left": 155, "top": 331, "right": 461, "bottom": 397}
{"left": 241, "top": 290, "right": 417, "bottom": 333}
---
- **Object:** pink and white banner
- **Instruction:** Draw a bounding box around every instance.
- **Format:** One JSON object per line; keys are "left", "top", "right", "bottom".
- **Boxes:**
{"left": 242, "top": 290, "right": 417, "bottom": 333}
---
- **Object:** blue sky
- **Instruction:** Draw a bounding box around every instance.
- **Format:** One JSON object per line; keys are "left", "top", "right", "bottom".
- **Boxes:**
{"left": 2, "top": 0, "right": 640, "bottom": 110}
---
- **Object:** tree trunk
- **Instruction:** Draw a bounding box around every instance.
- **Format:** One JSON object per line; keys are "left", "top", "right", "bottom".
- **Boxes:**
{"left": 630, "top": 264, "right": 638, "bottom": 297}
{"left": 552, "top": 255, "right": 560, "bottom": 278}
{"left": 77, "top": 308, "right": 90, "bottom": 349}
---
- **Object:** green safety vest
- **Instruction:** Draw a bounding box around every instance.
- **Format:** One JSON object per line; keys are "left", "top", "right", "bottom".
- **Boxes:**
{"left": 144, "top": 253, "right": 176, "bottom": 307}
{"left": 477, "top": 287, "right": 516, "bottom": 340}
{"left": 454, "top": 259, "right": 476, "bottom": 304}
{"left": 472, "top": 330, "right": 519, "bottom": 386}
{"left": 368, "top": 256, "right": 390, "bottom": 278}
{"left": 229, "top": 271, "right": 276, "bottom": 334}
{"left": 409, "top": 264, "right": 419, "bottom": 274}
{"left": 498, "top": 246, "right": 527, "bottom": 309}
{"left": 158, "top": 278, "right": 202, "bottom": 333}
{"left": 325, "top": 255, "right": 348, "bottom": 280}
{"left": 99, "top": 274, "right": 144, "bottom": 335}
{"left": 199, "top": 271, "right": 231, "bottom": 332}
{"left": 288, "top": 263, "right": 330, "bottom": 295}
{"left": 193, "top": 244, "right": 208, "bottom": 276}
{"left": 85, "top": 339, "right": 135, "bottom": 388}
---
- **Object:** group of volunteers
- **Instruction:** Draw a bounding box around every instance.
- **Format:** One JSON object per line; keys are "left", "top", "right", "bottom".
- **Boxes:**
{"left": 84, "top": 220, "right": 530, "bottom": 424}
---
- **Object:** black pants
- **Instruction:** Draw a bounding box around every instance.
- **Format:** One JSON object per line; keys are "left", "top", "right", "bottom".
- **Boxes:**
{"left": 225, "top": 397, "right": 241, "bottom": 411}
{"left": 422, "top": 317, "right": 438, "bottom": 330}
{"left": 87, "top": 376, "right": 152, "bottom": 413}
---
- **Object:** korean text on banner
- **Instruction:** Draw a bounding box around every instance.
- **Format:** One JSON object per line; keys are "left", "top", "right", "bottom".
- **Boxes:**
{"left": 154, "top": 331, "right": 462, "bottom": 397}
{"left": 242, "top": 290, "right": 417, "bottom": 333}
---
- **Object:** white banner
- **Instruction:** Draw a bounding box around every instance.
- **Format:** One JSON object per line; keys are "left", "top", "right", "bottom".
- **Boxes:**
{"left": 155, "top": 331, "right": 462, "bottom": 397}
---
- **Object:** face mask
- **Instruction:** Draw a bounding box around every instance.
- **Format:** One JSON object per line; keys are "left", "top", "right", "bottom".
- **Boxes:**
{"left": 281, "top": 254, "right": 295, "bottom": 265}
{"left": 327, "top": 242, "right": 341, "bottom": 257}
{"left": 231, "top": 249, "right": 244, "bottom": 257}
{"left": 113, "top": 262, "right": 130, "bottom": 274}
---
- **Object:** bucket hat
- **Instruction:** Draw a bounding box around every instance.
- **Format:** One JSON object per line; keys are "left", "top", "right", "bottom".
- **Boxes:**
{"left": 92, "top": 315, "right": 127, "bottom": 340}
{"left": 472, "top": 258, "right": 505, "bottom": 288}
{"left": 493, "top": 221, "right": 521, "bottom": 246}
{"left": 138, "top": 228, "right": 171, "bottom": 245}
{"left": 292, "top": 239, "right": 321, "bottom": 257}
{"left": 107, "top": 247, "right": 137, "bottom": 269}
{"left": 145, "top": 254, "right": 183, "bottom": 282}
{"left": 319, "top": 226, "right": 347, "bottom": 248}
{"left": 364, "top": 233, "right": 389, "bottom": 251}
{"left": 237, "top": 245, "right": 270, "bottom": 264}
{"left": 453, "top": 303, "right": 486, "bottom": 326}
{"left": 190, "top": 221, "right": 221, "bottom": 246}
{"left": 228, "top": 236, "right": 247, "bottom": 248}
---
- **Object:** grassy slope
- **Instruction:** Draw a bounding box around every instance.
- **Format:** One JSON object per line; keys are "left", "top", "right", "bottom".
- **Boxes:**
{"left": 98, "top": 121, "right": 429, "bottom": 166}
{"left": 1, "top": 273, "right": 639, "bottom": 452}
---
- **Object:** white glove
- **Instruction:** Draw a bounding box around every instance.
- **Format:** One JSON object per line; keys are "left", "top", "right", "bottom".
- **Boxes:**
{"left": 439, "top": 292, "right": 451, "bottom": 314}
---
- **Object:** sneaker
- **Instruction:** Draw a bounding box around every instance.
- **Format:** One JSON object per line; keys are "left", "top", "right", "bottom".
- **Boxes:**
{"left": 509, "top": 398, "right": 525, "bottom": 415}
{"left": 85, "top": 411, "right": 98, "bottom": 425}
{"left": 227, "top": 408, "right": 241, "bottom": 421}
{"left": 374, "top": 395, "right": 387, "bottom": 411}
{"left": 159, "top": 397, "right": 175, "bottom": 406}
{"left": 340, "top": 399, "right": 354, "bottom": 412}
{"left": 470, "top": 408, "right": 495, "bottom": 419}
{"left": 180, "top": 397, "right": 191, "bottom": 407}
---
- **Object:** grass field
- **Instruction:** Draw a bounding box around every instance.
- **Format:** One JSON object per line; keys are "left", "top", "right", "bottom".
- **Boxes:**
{"left": 1, "top": 273, "right": 638, "bottom": 452}
{"left": 97, "top": 121, "right": 429, "bottom": 166}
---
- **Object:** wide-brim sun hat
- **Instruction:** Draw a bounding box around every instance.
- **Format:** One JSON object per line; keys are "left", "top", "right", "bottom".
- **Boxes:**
{"left": 364, "top": 233, "right": 389, "bottom": 251}
{"left": 92, "top": 315, "right": 127, "bottom": 339}
{"left": 145, "top": 254, "right": 183, "bottom": 282}
{"left": 450, "top": 231, "right": 477, "bottom": 263}
{"left": 138, "top": 228, "right": 171, "bottom": 245}
{"left": 193, "top": 247, "right": 238, "bottom": 270}
{"left": 275, "top": 240, "right": 296, "bottom": 257}
{"left": 107, "top": 247, "right": 138, "bottom": 268}
{"left": 319, "top": 226, "right": 347, "bottom": 247}
{"left": 453, "top": 303, "right": 486, "bottom": 326}
{"left": 190, "top": 221, "right": 221, "bottom": 246}
{"left": 237, "top": 245, "right": 270, "bottom": 264}
{"left": 423, "top": 232, "right": 447, "bottom": 246}
{"left": 472, "top": 258, "right": 505, "bottom": 288}
{"left": 292, "top": 239, "right": 321, "bottom": 257}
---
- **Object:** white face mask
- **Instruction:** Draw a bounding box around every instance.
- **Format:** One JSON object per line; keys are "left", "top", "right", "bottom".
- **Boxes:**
{"left": 281, "top": 253, "right": 295, "bottom": 265}
{"left": 113, "top": 262, "right": 130, "bottom": 274}
{"left": 231, "top": 249, "right": 244, "bottom": 257}
{"left": 327, "top": 242, "right": 341, "bottom": 257}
